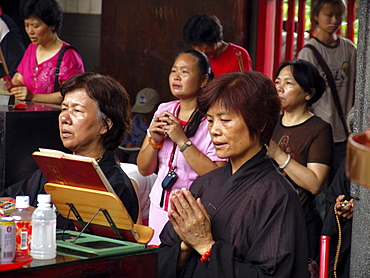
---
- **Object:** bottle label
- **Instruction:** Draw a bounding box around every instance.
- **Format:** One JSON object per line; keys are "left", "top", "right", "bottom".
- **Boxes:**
{"left": 15, "top": 220, "right": 32, "bottom": 253}
{"left": 0, "top": 216, "right": 15, "bottom": 263}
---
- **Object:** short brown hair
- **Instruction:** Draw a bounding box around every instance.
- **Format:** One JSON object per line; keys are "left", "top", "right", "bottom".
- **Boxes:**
{"left": 61, "top": 72, "right": 132, "bottom": 150}
{"left": 198, "top": 71, "right": 280, "bottom": 145}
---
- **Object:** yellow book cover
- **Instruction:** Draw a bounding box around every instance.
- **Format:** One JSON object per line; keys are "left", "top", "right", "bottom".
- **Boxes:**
{"left": 32, "top": 148, "right": 115, "bottom": 193}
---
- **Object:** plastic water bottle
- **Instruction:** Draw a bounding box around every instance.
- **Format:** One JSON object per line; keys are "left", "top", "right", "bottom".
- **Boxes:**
{"left": 9, "top": 195, "right": 33, "bottom": 254}
{"left": 30, "top": 194, "right": 56, "bottom": 260}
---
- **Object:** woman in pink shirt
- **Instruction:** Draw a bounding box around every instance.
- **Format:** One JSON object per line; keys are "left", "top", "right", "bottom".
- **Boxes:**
{"left": 137, "top": 50, "right": 227, "bottom": 245}
{"left": 10, "top": 0, "right": 84, "bottom": 104}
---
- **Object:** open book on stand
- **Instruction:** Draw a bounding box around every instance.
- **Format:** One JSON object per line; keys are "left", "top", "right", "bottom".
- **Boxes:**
{"left": 34, "top": 148, "right": 154, "bottom": 244}
{"left": 32, "top": 148, "right": 115, "bottom": 193}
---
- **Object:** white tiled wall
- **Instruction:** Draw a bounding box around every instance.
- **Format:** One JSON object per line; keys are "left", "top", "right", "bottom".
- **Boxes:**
{"left": 57, "top": 0, "right": 102, "bottom": 15}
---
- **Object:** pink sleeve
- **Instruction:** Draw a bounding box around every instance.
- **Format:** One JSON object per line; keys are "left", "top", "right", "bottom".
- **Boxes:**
{"left": 58, "top": 48, "right": 85, "bottom": 83}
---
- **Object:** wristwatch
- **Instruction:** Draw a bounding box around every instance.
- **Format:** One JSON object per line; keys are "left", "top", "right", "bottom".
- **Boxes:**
{"left": 180, "top": 140, "right": 192, "bottom": 152}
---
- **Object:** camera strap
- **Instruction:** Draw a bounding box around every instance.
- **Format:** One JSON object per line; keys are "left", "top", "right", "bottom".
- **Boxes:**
{"left": 160, "top": 102, "right": 194, "bottom": 210}
{"left": 168, "top": 142, "right": 177, "bottom": 171}
{"left": 160, "top": 102, "right": 180, "bottom": 209}
{"left": 160, "top": 143, "right": 177, "bottom": 209}
{"left": 160, "top": 102, "right": 188, "bottom": 209}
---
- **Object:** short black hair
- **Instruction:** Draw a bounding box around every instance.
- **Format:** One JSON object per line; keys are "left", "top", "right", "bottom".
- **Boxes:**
{"left": 183, "top": 14, "right": 223, "bottom": 45}
{"left": 22, "top": 0, "right": 63, "bottom": 33}
{"left": 276, "top": 59, "right": 326, "bottom": 106}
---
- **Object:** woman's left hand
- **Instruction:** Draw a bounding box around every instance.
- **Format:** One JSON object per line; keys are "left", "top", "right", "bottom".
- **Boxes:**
{"left": 10, "top": 86, "right": 30, "bottom": 101}
{"left": 168, "top": 188, "right": 215, "bottom": 255}
{"left": 335, "top": 195, "right": 354, "bottom": 220}
{"left": 158, "top": 111, "right": 188, "bottom": 146}
{"left": 266, "top": 139, "right": 289, "bottom": 166}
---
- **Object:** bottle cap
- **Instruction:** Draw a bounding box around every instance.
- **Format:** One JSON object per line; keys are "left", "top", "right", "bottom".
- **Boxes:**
{"left": 37, "top": 194, "right": 51, "bottom": 204}
{"left": 16, "top": 195, "right": 30, "bottom": 209}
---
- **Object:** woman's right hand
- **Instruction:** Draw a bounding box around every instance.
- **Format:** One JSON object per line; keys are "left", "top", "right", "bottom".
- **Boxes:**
{"left": 169, "top": 188, "right": 215, "bottom": 256}
{"left": 149, "top": 113, "right": 168, "bottom": 144}
{"left": 266, "top": 139, "right": 287, "bottom": 164}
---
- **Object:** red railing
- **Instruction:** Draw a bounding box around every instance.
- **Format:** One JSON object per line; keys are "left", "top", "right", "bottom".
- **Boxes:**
{"left": 256, "top": 0, "right": 357, "bottom": 79}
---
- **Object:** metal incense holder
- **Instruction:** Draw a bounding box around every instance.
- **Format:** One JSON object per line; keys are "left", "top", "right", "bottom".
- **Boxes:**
{"left": 347, "top": 132, "right": 370, "bottom": 188}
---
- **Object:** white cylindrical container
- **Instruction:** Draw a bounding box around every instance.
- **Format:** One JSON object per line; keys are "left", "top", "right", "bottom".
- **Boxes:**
{"left": 30, "top": 194, "right": 56, "bottom": 260}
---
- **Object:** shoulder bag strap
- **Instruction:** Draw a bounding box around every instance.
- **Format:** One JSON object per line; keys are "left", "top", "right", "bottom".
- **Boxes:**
{"left": 54, "top": 45, "right": 79, "bottom": 92}
{"left": 303, "top": 44, "right": 349, "bottom": 136}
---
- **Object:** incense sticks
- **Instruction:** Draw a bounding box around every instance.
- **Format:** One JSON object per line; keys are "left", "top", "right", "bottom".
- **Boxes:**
{"left": 236, "top": 51, "right": 244, "bottom": 72}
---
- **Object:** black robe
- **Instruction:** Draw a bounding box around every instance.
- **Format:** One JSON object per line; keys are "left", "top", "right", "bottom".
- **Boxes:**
{"left": 159, "top": 148, "right": 308, "bottom": 278}
{"left": 0, "top": 150, "right": 139, "bottom": 223}
{"left": 322, "top": 159, "right": 351, "bottom": 278}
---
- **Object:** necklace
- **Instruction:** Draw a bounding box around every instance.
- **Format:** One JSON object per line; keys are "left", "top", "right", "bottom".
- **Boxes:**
{"left": 96, "top": 155, "right": 103, "bottom": 163}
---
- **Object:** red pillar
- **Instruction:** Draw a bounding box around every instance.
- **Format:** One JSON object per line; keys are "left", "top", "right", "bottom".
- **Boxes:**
{"left": 346, "top": 0, "right": 356, "bottom": 42}
{"left": 284, "top": 0, "right": 295, "bottom": 61}
{"left": 296, "top": 0, "right": 306, "bottom": 56}
{"left": 273, "top": 0, "right": 283, "bottom": 75}
{"left": 255, "top": 0, "right": 276, "bottom": 79}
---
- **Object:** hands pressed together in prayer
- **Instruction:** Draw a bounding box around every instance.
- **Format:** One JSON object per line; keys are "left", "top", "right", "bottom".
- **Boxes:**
{"left": 335, "top": 195, "right": 354, "bottom": 220}
{"left": 149, "top": 111, "right": 188, "bottom": 146}
{"left": 169, "top": 188, "right": 215, "bottom": 256}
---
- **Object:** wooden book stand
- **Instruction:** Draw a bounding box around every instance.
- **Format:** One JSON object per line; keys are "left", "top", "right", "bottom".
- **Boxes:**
{"left": 44, "top": 183, "right": 154, "bottom": 244}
